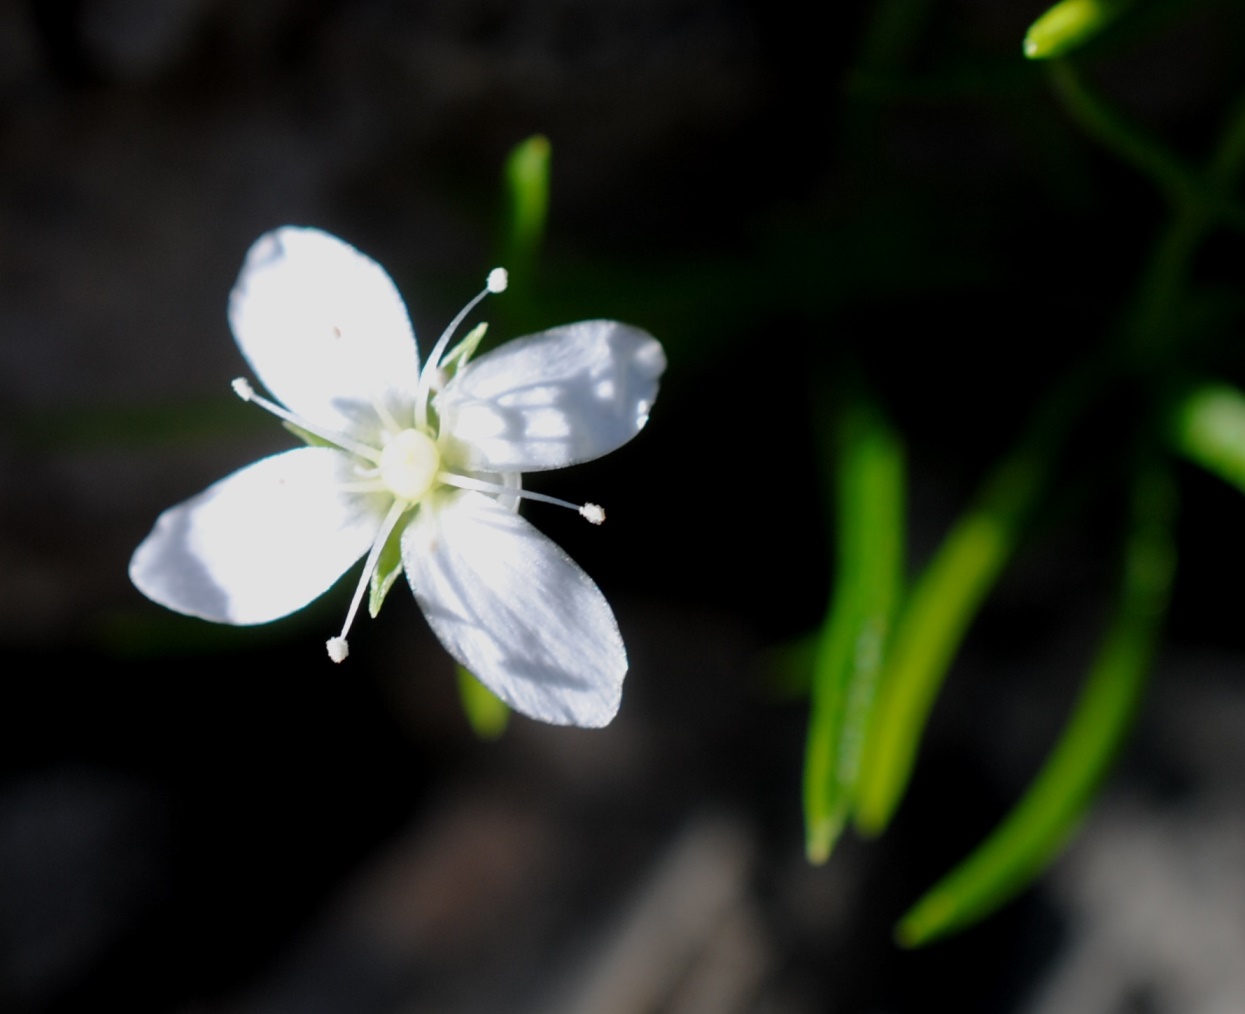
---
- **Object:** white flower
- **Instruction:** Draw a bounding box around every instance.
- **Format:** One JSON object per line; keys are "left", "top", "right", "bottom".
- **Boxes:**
{"left": 130, "top": 226, "right": 665, "bottom": 727}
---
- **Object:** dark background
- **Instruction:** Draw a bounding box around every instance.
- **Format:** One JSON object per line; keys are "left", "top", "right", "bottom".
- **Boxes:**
{"left": 4, "top": 1, "right": 1245, "bottom": 1011}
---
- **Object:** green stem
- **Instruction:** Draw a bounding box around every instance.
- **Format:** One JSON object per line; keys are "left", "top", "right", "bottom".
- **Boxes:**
{"left": 1053, "top": 69, "right": 1245, "bottom": 364}
{"left": 1049, "top": 62, "right": 1245, "bottom": 234}
{"left": 1048, "top": 61, "right": 1194, "bottom": 206}
{"left": 1127, "top": 211, "right": 1204, "bottom": 365}
{"left": 1208, "top": 91, "right": 1245, "bottom": 188}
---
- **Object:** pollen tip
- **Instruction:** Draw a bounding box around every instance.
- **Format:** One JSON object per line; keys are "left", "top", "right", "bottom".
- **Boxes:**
{"left": 487, "top": 267, "right": 508, "bottom": 294}
{"left": 326, "top": 636, "right": 349, "bottom": 663}
{"left": 231, "top": 377, "right": 254, "bottom": 401}
{"left": 580, "top": 503, "right": 606, "bottom": 525}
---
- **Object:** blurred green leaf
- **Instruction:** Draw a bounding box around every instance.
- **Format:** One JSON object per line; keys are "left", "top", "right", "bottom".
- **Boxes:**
{"left": 897, "top": 459, "right": 1176, "bottom": 946}
{"left": 804, "top": 393, "right": 906, "bottom": 863}
{"left": 502, "top": 134, "right": 552, "bottom": 289}
{"left": 853, "top": 446, "right": 1048, "bottom": 837}
{"left": 853, "top": 360, "right": 1099, "bottom": 837}
{"left": 1168, "top": 381, "right": 1245, "bottom": 492}
{"left": 456, "top": 665, "right": 510, "bottom": 740}
{"left": 1024, "top": 0, "right": 1132, "bottom": 60}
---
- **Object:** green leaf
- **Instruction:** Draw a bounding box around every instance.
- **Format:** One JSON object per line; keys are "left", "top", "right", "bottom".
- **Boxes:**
{"left": 503, "top": 135, "right": 552, "bottom": 286}
{"left": 1023, "top": 0, "right": 1132, "bottom": 60}
{"left": 456, "top": 665, "right": 510, "bottom": 740}
{"left": 804, "top": 394, "right": 906, "bottom": 863}
{"left": 897, "top": 459, "right": 1175, "bottom": 946}
{"left": 854, "top": 445, "right": 1048, "bottom": 838}
{"left": 1167, "top": 381, "right": 1245, "bottom": 492}
{"left": 367, "top": 518, "right": 406, "bottom": 619}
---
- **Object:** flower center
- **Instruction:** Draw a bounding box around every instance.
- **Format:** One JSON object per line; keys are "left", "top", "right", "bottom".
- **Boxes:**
{"left": 379, "top": 428, "right": 441, "bottom": 502}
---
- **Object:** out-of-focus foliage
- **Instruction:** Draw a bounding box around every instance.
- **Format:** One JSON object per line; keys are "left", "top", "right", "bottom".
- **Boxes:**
{"left": 456, "top": 665, "right": 511, "bottom": 740}
{"left": 797, "top": 0, "right": 1245, "bottom": 948}
{"left": 896, "top": 459, "right": 1176, "bottom": 945}
{"left": 1023, "top": 0, "right": 1134, "bottom": 60}
{"left": 1169, "top": 382, "right": 1245, "bottom": 493}
{"left": 501, "top": 134, "right": 551, "bottom": 296}
{"left": 804, "top": 390, "right": 905, "bottom": 862}
{"left": 854, "top": 428, "right": 1057, "bottom": 838}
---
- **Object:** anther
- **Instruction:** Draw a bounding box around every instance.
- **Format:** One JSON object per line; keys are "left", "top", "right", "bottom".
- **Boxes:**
{"left": 326, "top": 636, "right": 349, "bottom": 663}
{"left": 487, "top": 268, "right": 508, "bottom": 293}
{"left": 232, "top": 377, "right": 255, "bottom": 401}
{"left": 580, "top": 503, "right": 606, "bottom": 525}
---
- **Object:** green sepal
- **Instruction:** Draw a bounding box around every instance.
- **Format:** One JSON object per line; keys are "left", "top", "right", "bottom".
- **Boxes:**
{"left": 282, "top": 420, "right": 338, "bottom": 449}
{"left": 440, "top": 322, "right": 489, "bottom": 380}
{"left": 367, "top": 516, "right": 407, "bottom": 618}
{"left": 456, "top": 665, "right": 510, "bottom": 740}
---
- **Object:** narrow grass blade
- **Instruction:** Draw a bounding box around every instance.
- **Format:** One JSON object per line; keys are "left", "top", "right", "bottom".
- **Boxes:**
{"left": 854, "top": 446, "right": 1049, "bottom": 836}
{"left": 804, "top": 395, "right": 906, "bottom": 862}
{"left": 897, "top": 459, "right": 1176, "bottom": 946}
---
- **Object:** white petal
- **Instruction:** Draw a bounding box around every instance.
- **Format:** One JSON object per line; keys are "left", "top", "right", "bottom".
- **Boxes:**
{"left": 130, "top": 448, "right": 384, "bottom": 625}
{"left": 228, "top": 227, "right": 421, "bottom": 436}
{"left": 436, "top": 320, "right": 666, "bottom": 472}
{"left": 401, "top": 490, "right": 627, "bottom": 727}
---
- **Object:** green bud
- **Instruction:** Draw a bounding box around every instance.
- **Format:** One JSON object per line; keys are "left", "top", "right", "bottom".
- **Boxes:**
{"left": 1023, "top": 0, "right": 1130, "bottom": 60}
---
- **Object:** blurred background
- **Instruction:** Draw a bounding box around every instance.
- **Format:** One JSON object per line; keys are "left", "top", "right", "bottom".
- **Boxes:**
{"left": 4, "top": 0, "right": 1245, "bottom": 1011}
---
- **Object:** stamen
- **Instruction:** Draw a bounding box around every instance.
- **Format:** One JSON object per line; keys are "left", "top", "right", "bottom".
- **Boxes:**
{"left": 326, "top": 499, "right": 409, "bottom": 663}
{"left": 438, "top": 472, "right": 605, "bottom": 522}
{"left": 231, "top": 377, "right": 382, "bottom": 463}
{"left": 414, "top": 268, "right": 507, "bottom": 430}
{"left": 371, "top": 396, "right": 402, "bottom": 435}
